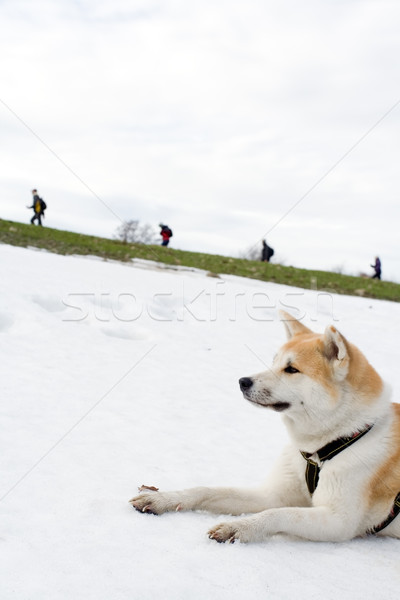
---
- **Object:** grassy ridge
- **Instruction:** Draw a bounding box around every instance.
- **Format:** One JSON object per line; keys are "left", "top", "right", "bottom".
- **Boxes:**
{"left": 1, "top": 218, "right": 399, "bottom": 302}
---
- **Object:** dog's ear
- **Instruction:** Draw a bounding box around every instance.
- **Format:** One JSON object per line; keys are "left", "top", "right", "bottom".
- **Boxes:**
{"left": 279, "top": 310, "right": 313, "bottom": 339}
{"left": 322, "top": 325, "right": 350, "bottom": 380}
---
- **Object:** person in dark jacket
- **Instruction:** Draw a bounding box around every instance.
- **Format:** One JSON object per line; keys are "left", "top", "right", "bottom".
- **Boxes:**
{"left": 371, "top": 256, "right": 381, "bottom": 280}
{"left": 261, "top": 239, "right": 274, "bottom": 262}
{"left": 159, "top": 223, "right": 172, "bottom": 246}
{"left": 28, "top": 189, "right": 46, "bottom": 226}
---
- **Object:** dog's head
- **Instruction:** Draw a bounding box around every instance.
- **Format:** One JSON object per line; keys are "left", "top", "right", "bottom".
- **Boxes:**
{"left": 239, "top": 311, "right": 383, "bottom": 425}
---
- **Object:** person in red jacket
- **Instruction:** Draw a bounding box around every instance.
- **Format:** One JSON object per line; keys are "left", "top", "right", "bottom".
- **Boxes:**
{"left": 159, "top": 223, "right": 173, "bottom": 246}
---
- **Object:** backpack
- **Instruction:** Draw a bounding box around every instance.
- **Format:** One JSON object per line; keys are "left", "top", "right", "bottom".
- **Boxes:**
{"left": 268, "top": 246, "right": 274, "bottom": 258}
{"left": 35, "top": 197, "right": 46, "bottom": 213}
{"left": 166, "top": 227, "right": 173, "bottom": 237}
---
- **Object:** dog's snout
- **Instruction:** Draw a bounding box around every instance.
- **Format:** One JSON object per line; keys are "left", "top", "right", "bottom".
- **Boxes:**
{"left": 239, "top": 377, "right": 253, "bottom": 391}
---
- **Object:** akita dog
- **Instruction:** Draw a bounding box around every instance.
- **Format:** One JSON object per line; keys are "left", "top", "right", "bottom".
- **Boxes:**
{"left": 130, "top": 312, "right": 400, "bottom": 543}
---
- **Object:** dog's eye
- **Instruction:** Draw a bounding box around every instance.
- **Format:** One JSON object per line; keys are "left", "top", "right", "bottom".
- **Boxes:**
{"left": 284, "top": 365, "right": 300, "bottom": 374}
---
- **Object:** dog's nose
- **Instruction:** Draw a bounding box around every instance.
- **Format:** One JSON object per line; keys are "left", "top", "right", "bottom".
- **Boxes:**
{"left": 239, "top": 377, "right": 253, "bottom": 391}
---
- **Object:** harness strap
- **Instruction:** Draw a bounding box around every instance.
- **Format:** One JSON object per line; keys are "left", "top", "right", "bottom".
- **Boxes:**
{"left": 369, "top": 492, "right": 400, "bottom": 534}
{"left": 300, "top": 453, "right": 320, "bottom": 495}
{"left": 300, "top": 425, "right": 374, "bottom": 495}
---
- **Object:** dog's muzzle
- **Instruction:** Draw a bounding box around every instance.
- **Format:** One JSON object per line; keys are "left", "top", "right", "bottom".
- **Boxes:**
{"left": 239, "top": 376, "right": 291, "bottom": 412}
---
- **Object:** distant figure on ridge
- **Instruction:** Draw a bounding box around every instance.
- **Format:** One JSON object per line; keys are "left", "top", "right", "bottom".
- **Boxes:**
{"left": 27, "top": 189, "right": 47, "bottom": 226}
{"left": 159, "top": 223, "right": 173, "bottom": 246}
{"left": 371, "top": 256, "right": 381, "bottom": 280}
{"left": 261, "top": 239, "right": 274, "bottom": 262}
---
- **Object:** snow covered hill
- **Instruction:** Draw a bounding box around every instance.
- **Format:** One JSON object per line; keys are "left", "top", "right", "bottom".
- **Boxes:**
{"left": 1, "top": 244, "right": 399, "bottom": 600}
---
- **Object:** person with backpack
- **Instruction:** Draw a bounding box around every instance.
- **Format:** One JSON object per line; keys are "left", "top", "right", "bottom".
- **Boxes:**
{"left": 371, "top": 256, "right": 381, "bottom": 280}
{"left": 261, "top": 239, "right": 274, "bottom": 262}
{"left": 28, "top": 189, "right": 47, "bottom": 226}
{"left": 159, "top": 223, "right": 173, "bottom": 246}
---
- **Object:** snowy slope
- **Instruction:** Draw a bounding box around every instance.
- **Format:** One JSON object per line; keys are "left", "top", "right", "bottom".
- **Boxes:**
{"left": 1, "top": 244, "right": 399, "bottom": 600}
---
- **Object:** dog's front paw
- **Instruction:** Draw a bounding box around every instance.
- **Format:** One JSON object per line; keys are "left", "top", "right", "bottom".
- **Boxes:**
{"left": 208, "top": 516, "right": 262, "bottom": 544}
{"left": 208, "top": 522, "right": 239, "bottom": 544}
{"left": 129, "top": 486, "right": 183, "bottom": 515}
{"left": 129, "top": 493, "right": 160, "bottom": 515}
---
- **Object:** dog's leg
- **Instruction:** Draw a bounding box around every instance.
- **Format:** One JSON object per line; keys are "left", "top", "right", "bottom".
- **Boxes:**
{"left": 208, "top": 505, "right": 360, "bottom": 543}
{"left": 130, "top": 485, "right": 287, "bottom": 516}
{"left": 130, "top": 448, "right": 308, "bottom": 516}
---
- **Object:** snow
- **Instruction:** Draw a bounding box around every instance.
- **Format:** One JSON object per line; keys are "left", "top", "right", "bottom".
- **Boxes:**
{"left": 1, "top": 243, "right": 399, "bottom": 600}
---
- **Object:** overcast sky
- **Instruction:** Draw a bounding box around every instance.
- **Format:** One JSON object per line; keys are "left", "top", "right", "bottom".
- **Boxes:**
{"left": 1, "top": 0, "right": 399, "bottom": 281}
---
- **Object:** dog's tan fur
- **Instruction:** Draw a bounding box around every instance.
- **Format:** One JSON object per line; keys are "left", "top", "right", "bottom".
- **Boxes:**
{"left": 368, "top": 404, "right": 400, "bottom": 508}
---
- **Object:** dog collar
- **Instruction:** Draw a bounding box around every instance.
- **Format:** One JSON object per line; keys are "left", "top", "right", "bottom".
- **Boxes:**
{"left": 300, "top": 424, "right": 374, "bottom": 495}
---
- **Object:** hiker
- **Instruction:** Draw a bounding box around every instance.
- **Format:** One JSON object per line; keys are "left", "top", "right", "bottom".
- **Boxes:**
{"left": 261, "top": 239, "right": 274, "bottom": 262}
{"left": 371, "top": 256, "right": 381, "bottom": 280}
{"left": 27, "top": 189, "right": 47, "bottom": 226}
{"left": 159, "top": 223, "right": 173, "bottom": 246}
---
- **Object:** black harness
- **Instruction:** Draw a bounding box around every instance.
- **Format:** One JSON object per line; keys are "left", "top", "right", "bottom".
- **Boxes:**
{"left": 300, "top": 424, "right": 400, "bottom": 535}
{"left": 300, "top": 425, "right": 374, "bottom": 495}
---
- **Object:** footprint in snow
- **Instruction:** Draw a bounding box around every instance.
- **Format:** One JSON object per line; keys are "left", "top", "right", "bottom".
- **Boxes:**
{"left": 0, "top": 312, "right": 14, "bottom": 332}
{"left": 32, "top": 294, "right": 66, "bottom": 313}
{"left": 100, "top": 325, "right": 151, "bottom": 341}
